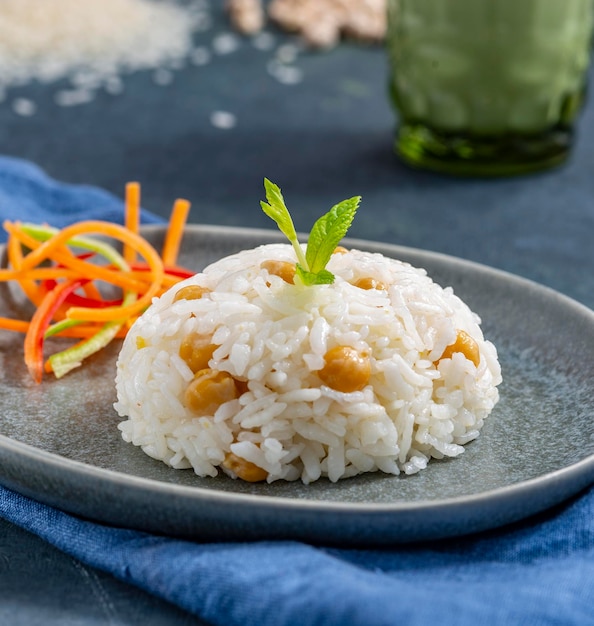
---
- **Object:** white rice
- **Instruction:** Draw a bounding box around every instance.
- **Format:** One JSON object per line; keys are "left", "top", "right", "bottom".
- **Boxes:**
{"left": 114, "top": 244, "right": 502, "bottom": 483}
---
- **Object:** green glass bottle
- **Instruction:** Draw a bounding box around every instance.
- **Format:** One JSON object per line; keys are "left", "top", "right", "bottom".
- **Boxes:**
{"left": 387, "top": 0, "right": 594, "bottom": 176}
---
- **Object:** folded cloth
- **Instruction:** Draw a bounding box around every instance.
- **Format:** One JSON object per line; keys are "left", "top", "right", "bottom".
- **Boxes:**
{"left": 0, "top": 155, "right": 163, "bottom": 241}
{"left": 0, "top": 156, "right": 593, "bottom": 626}
{"left": 1, "top": 484, "right": 593, "bottom": 626}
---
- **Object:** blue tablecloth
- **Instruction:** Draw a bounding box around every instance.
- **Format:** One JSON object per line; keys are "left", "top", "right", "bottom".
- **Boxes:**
{"left": 0, "top": 156, "right": 593, "bottom": 626}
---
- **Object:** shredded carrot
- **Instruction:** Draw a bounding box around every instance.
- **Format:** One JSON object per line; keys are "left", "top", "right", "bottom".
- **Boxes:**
{"left": 52, "top": 325, "right": 128, "bottom": 339}
{"left": 124, "top": 182, "right": 140, "bottom": 264}
{"left": 0, "top": 317, "right": 30, "bottom": 333}
{"left": 4, "top": 220, "right": 43, "bottom": 251}
{"left": 3, "top": 222, "right": 91, "bottom": 319}
{"left": 81, "top": 281, "right": 104, "bottom": 302}
{"left": 49, "top": 251, "right": 148, "bottom": 292}
{"left": 161, "top": 198, "right": 190, "bottom": 267}
{"left": 0, "top": 184, "right": 193, "bottom": 382}
{"left": 0, "top": 268, "right": 81, "bottom": 281}
{"left": 24, "top": 279, "right": 84, "bottom": 383}
{"left": 59, "top": 222, "right": 165, "bottom": 322}
{"left": 5, "top": 224, "right": 45, "bottom": 307}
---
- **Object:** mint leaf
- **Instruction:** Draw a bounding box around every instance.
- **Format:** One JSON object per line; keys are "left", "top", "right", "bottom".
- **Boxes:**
{"left": 260, "top": 178, "right": 308, "bottom": 269}
{"left": 260, "top": 178, "right": 298, "bottom": 243}
{"left": 296, "top": 265, "right": 335, "bottom": 286}
{"left": 260, "top": 179, "right": 360, "bottom": 286}
{"left": 305, "top": 196, "right": 360, "bottom": 274}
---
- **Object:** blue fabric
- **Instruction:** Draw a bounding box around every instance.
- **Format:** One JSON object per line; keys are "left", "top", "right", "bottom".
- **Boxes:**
{"left": 1, "top": 484, "right": 593, "bottom": 626}
{"left": 0, "top": 156, "right": 593, "bottom": 626}
{"left": 0, "top": 155, "right": 163, "bottom": 241}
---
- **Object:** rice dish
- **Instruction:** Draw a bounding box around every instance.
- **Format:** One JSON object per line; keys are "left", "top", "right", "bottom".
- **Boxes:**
{"left": 114, "top": 243, "right": 501, "bottom": 483}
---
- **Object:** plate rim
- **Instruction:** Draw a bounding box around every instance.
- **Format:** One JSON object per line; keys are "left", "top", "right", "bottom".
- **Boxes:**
{"left": 1, "top": 223, "right": 594, "bottom": 541}
{"left": 1, "top": 429, "right": 594, "bottom": 514}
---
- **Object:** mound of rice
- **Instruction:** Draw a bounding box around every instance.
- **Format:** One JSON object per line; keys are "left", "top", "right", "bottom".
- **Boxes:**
{"left": 114, "top": 244, "right": 501, "bottom": 483}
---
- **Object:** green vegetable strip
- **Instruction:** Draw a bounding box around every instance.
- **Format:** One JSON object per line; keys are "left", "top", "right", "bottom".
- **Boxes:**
{"left": 44, "top": 318, "right": 88, "bottom": 338}
{"left": 48, "top": 292, "right": 137, "bottom": 378}
{"left": 20, "top": 223, "right": 131, "bottom": 273}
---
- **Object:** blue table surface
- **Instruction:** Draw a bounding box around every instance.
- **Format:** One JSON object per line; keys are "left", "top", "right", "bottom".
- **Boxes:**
{"left": 1, "top": 4, "right": 593, "bottom": 625}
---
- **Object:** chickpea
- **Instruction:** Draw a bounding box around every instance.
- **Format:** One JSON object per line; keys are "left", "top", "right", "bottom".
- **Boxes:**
{"left": 173, "top": 284, "right": 210, "bottom": 302}
{"left": 438, "top": 330, "right": 480, "bottom": 367}
{"left": 333, "top": 246, "right": 348, "bottom": 255}
{"left": 184, "top": 369, "right": 239, "bottom": 415}
{"left": 318, "top": 345, "right": 371, "bottom": 392}
{"left": 234, "top": 378, "right": 250, "bottom": 395}
{"left": 222, "top": 451, "right": 268, "bottom": 482}
{"left": 179, "top": 333, "right": 216, "bottom": 373}
{"left": 260, "top": 259, "right": 295, "bottom": 284}
{"left": 353, "top": 276, "right": 386, "bottom": 291}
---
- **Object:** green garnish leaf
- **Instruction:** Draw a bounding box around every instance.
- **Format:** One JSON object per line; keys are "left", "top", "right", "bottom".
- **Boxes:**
{"left": 295, "top": 266, "right": 335, "bottom": 286}
{"left": 260, "top": 179, "right": 360, "bottom": 286}
{"left": 260, "top": 178, "right": 297, "bottom": 243}
{"left": 260, "top": 178, "right": 308, "bottom": 269}
{"left": 305, "top": 196, "right": 361, "bottom": 275}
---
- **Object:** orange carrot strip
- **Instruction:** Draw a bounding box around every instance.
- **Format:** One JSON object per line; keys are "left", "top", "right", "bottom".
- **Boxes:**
{"left": 24, "top": 278, "right": 84, "bottom": 383}
{"left": 3, "top": 220, "right": 183, "bottom": 291}
{"left": 51, "top": 325, "right": 129, "bottom": 339}
{"left": 161, "top": 198, "right": 190, "bottom": 267}
{"left": 5, "top": 227, "right": 48, "bottom": 308}
{"left": 51, "top": 222, "right": 164, "bottom": 322}
{"left": 39, "top": 248, "right": 146, "bottom": 293}
{"left": 124, "top": 182, "right": 140, "bottom": 264}
{"left": 14, "top": 222, "right": 150, "bottom": 294}
{"left": 0, "top": 317, "right": 30, "bottom": 333}
{"left": 5, "top": 220, "right": 169, "bottom": 323}
{"left": 82, "top": 281, "right": 104, "bottom": 301}
{"left": 3, "top": 222, "right": 91, "bottom": 278}
{"left": 3, "top": 222, "right": 129, "bottom": 319}
{"left": 10, "top": 221, "right": 82, "bottom": 270}
{"left": 0, "top": 268, "right": 81, "bottom": 281}
{"left": 8, "top": 232, "right": 144, "bottom": 293}
{"left": 3, "top": 221, "right": 79, "bottom": 299}
{"left": 3, "top": 220, "right": 43, "bottom": 254}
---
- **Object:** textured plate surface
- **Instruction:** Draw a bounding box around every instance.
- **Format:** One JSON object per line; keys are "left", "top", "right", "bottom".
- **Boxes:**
{"left": 1, "top": 225, "right": 593, "bottom": 545}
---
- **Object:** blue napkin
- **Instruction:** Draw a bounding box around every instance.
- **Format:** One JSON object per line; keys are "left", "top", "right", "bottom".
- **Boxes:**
{"left": 0, "top": 155, "right": 163, "bottom": 239}
{"left": 1, "top": 484, "right": 593, "bottom": 625}
{"left": 0, "top": 156, "right": 593, "bottom": 626}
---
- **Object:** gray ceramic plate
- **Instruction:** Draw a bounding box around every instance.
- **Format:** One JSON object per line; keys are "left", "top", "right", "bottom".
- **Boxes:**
{"left": 1, "top": 225, "right": 593, "bottom": 545}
